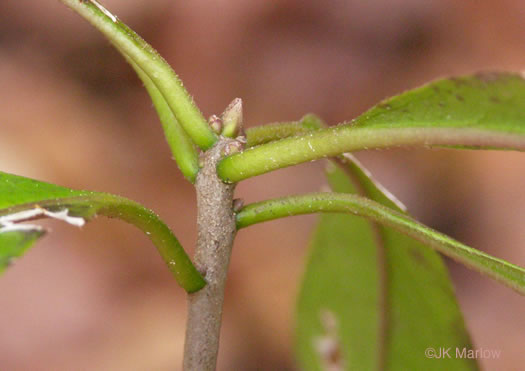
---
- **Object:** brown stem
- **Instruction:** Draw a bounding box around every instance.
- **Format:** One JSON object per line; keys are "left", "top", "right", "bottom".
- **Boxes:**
{"left": 183, "top": 138, "right": 239, "bottom": 370}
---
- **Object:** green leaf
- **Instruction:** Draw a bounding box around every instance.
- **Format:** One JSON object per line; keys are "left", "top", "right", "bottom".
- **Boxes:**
{"left": 0, "top": 230, "right": 44, "bottom": 274}
{"left": 59, "top": 0, "right": 217, "bottom": 150}
{"left": 297, "top": 156, "right": 476, "bottom": 370}
{"left": 218, "top": 73, "right": 525, "bottom": 182}
{"left": 0, "top": 171, "right": 205, "bottom": 293}
{"left": 295, "top": 165, "right": 383, "bottom": 370}
{"left": 236, "top": 193, "right": 525, "bottom": 295}
{"left": 353, "top": 72, "right": 525, "bottom": 135}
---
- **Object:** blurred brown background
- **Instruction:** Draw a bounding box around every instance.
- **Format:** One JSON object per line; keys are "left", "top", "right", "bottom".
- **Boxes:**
{"left": 0, "top": 0, "right": 524, "bottom": 370}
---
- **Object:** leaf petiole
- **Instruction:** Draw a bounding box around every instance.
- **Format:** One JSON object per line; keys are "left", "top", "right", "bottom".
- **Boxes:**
{"left": 236, "top": 192, "right": 525, "bottom": 295}
{"left": 59, "top": 0, "right": 217, "bottom": 150}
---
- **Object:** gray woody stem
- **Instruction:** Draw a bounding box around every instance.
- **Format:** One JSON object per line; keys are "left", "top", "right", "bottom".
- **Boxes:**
{"left": 183, "top": 138, "right": 240, "bottom": 370}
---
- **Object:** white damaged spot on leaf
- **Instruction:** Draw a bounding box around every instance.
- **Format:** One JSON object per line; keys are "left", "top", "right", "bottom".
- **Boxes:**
{"left": 0, "top": 223, "right": 43, "bottom": 233}
{"left": 0, "top": 206, "right": 85, "bottom": 234}
{"left": 42, "top": 208, "right": 86, "bottom": 227}
{"left": 313, "top": 309, "right": 345, "bottom": 371}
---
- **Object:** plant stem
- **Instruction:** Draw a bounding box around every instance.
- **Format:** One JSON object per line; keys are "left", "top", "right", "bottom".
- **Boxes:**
{"left": 183, "top": 138, "right": 238, "bottom": 370}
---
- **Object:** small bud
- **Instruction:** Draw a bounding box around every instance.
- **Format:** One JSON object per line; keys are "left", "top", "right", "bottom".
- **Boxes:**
{"left": 222, "top": 141, "right": 243, "bottom": 156}
{"left": 235, "top": 135, "right": 247, "bottom": 144}
{"left": 232, "top": 198, "right": 244, "bottom": 212}
{"left": 198, "top": 153, "right": 206, "bottom": 168}
{"left": 221, "top": 98, "right": 243, "bottom": 138}
{"left": 208, "top": 114, "right": 223, "bottom": 134}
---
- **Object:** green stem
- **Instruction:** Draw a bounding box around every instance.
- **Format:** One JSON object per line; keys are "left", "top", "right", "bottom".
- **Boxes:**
{"left": 60, "top": 0, "right": 217, "bottom": 149}
{"left": 218, "top": 125, "right": 525, "bottom": 183}
{"left": 236, "top": 192, "right": 525, "bottom": 295}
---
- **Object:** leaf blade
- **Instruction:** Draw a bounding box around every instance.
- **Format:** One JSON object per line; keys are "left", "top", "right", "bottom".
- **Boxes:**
{"left": 354, "top": 72, "right": 525, "bottom": 134}
{"left": 295, "top": 167, "right": 382, "bottom": 370}
{"left": 328, "top": 157, "right": 477, "bottom": 370}
{"left": 0, "top": 229, "right": 44, "bottom": 274}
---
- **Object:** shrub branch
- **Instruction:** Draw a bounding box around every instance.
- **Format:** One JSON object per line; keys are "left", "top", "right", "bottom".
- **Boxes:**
{"left": 183, "top": 138, "right": 239, "bottom": 370}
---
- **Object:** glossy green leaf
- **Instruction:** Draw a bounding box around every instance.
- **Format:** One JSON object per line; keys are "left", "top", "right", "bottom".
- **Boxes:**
{"left": 218, "top": 73, "right": 525, "bottom": 182}
{"left": 59, "top": 0, "right": 217, "bottom": 150}
{"left": 309, "top": 156, "right": 476, "bottom": 370}
{"left": 0, "top": 171, "right": 205, "bottom": 292}
{"left": 353, "top": 72, "right": 525, "bottom": 135}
